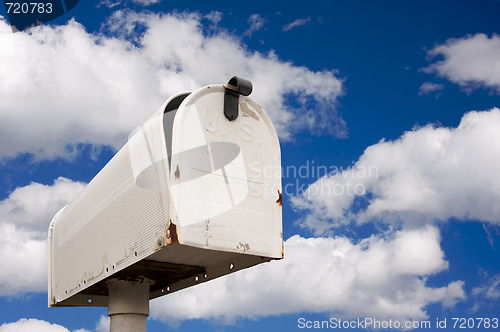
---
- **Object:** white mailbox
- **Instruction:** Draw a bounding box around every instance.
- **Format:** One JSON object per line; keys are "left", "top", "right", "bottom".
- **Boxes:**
{"left": 48, "top": 77, "right": 283, "bottom": 307}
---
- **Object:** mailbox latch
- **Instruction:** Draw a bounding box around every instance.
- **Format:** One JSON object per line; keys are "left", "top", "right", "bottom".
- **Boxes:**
{"left": 223, "top": 76, "right": 253, "bottom": 121}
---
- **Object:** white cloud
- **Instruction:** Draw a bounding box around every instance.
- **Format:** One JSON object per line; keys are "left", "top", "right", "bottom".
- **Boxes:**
{"left": 94, "top": 316, "right": 110, "bottom": 332}
{"left": 131, "top": 0, "right": 162, "bottom": 5}
{"left": 423, "top": 33, "right": 500, "bottom": 93}
{"left": 282, "top": 17, "right": 311, "bottom": 32}
{"left": 0, "top": 319, "right": 71, "bottom": 332}
{"left": 0, "top": 177, "right": 85, "bottom": 232}
{"left": 483, "top": 224, "right": 496, "bottom": 249}
{"left": 98, "top": 0, "right": 161, "bottom": 8}
{"left": 418, "top": 82, "right": 444, "bottom": 96}
{"left": 0, "top": 223, "right": 48, "bottom": 296}
{"left": 0, "top": 178, "right": 84, "bottom": 296}
{"left": 473, "top": 273, "right": 500, "bottom": 300}
{"left": 151, "top": 227, "right": 464, "bottom": 324}
{"left": 471, "top": 272, "right": 500, "bottom": 312}
{"left": 243, "top": 14, "right": 265, "bottom": 38}
{"left": 292, "top": 108, "right": 500, "bottom": 234}
{"left": 97, "top": 0, "right": 122, "bottom": 8}
{"left": 0, "top": 11, "right": 344, "bottom": 160}
{"left": 204, "top": 11, "right": 223, "bottom": 26}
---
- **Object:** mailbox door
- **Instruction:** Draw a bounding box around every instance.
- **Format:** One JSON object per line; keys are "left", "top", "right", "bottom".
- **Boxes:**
{"left": 169, "top": 85, "right": 283, "bottom": 259}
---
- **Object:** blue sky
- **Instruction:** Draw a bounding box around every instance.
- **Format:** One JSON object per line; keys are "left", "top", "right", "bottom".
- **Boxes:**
{"left": 1, "top": 0, "right": 500, "bottom": 331}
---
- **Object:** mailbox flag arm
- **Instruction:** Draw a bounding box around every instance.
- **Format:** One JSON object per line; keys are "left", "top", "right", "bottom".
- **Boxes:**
{"left": 223, "top": 76, "right": 253, "bottom": 121}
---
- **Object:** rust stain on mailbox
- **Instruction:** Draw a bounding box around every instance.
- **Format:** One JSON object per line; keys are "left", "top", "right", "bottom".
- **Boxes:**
{"left": 276, "top": 190, "right": 282, "bottom": 206}
{"left": 166, "top": 221, "right": 179, "bottom": 245}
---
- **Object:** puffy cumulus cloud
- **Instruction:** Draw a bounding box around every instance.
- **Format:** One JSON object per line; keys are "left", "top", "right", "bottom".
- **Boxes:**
{"left": 0, "top": 18, "right": 158, "bottom": 159}
{"left": 0, "top": 177, "right": 85, "bottom": 232}
{"left": 423, "top": 33, "right": 500, "bottom": 93}
{"left": 0, "top": 223, "right": 48, "bottom": 295}
{"left": 109, "top": 11, "right": 345, "bottom": 137}
{"left": 0, "top": 11, "right": 344, "bottom": 160}
{"left": 94, "top": 316, "right": 110, "bottom": 332}
{"left": 0, "top": 178, "right": 84, "bottom": 296}
{"left": 0, "top": 318, "right": 79, "bottom": 332}
{"left": 151, "top": 227, "right": 464, "bottom": 324}
{"left": 292, "top": 108, "right": 500, "bottom": 234}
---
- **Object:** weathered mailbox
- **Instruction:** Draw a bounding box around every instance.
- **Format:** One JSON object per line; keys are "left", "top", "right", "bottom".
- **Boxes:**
{"left": 48, "top": 77, "right": 283, "bottom": 314}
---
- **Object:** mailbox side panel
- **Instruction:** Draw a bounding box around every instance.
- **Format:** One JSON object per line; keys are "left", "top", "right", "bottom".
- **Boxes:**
{"left": 169, "top": 85, "right": 283, "bottom": 259}
{"left": 49, "top": 114, "right": 170, "bottom": 306}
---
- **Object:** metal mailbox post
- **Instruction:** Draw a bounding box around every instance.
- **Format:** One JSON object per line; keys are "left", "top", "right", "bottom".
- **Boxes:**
{"left": 48, "top": 77, "right": 283, "bottom": 332}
